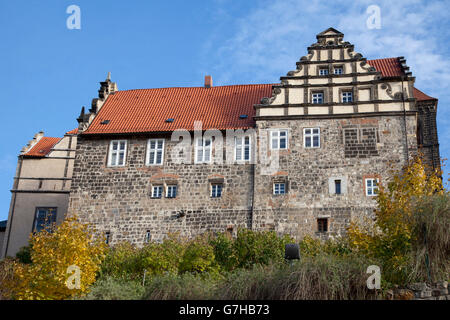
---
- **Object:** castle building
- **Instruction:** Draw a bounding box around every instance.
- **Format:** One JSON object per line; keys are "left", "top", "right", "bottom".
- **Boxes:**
{"left": 2, "top": 28, "right": 440, "bottom": 256}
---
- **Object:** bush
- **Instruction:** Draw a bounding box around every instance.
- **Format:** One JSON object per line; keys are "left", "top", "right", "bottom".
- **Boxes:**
{"left": 299, "top": 235, "right": 352, "bottom": 257}
{"left": 15, "top": 245, "right": 32, "bottom": 264}
{"left": 217, "top": 253, "right": 381, "bottom": 300}
{"left": 80, "top": 277, "right": 145, "bottom": 300}
{"left": 179, "top": 235, "right": 219, "bottom": 274}
{"left": 100, "top": 242, "right": 142, "bottom": 280}
{"left": 142, "top": 272, "right": 219, "bottom": 300}
{"left": 0, "top": 258, "right": 16, "bottom": 300}
{"left": 8, "top": 215, "right": 106, "bottom": 300}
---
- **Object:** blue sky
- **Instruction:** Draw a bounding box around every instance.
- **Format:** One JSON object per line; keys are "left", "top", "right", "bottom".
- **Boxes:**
{"left": 0, "top": 0, "right": 449, "bottom": 221}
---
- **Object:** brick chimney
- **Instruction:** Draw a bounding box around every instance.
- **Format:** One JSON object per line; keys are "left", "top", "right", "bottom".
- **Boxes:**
{"left": 204, "top": 75, "right": 213, "bottom": 88}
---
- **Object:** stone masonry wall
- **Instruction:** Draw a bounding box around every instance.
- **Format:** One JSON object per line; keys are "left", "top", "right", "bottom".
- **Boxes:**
{"left": 68, "top": 133, "right": 254, "bottom": 246}
{"left": 253, "top": 114, "right": 418, "bottom": 240}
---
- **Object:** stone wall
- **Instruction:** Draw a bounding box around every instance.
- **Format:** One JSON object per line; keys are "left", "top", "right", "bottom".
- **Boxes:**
{"left": 253, "top": 114, "right": 418, "bottom": 240}
{"left": 387, "top": 281, "right": 449, "bottom": 300}
{"left": 68, "top": 133, "right": 254, "bottom": 245}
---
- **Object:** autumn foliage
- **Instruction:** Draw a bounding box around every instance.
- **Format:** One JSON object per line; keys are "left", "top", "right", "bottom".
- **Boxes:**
{"left": 347, "top": 156, "right": 444, "bottom": 283}
{"left": 7, "top": 215, "right": 106, "bottom": 300}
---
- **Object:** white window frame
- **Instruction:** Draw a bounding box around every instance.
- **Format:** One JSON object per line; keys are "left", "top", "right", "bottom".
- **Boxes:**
{"left": 151, "top": 185, "right": 163, "bottom": 198}
{"left": 334, "top": 67, "right": 343, "bottom": 75}
{"left": 195, "top": 137, "right": 212, "bottom": 164}
{"left": 108, "top": 140, "right": 127, "bottom": 167}
{"left": 319, "top": 68, "right": 329, "bottom": 75}
{"left": 365, "top": 178, "right": 379, "bottom": 196}
{"left": 312, "top": 92, "right": 324, "bottom": 104}
{"left": 270, "top": 130, "right": 288, "bottom": 150}
{"left": 235, "top": 136, "right": 251, "bottom": 161}
{"left": 273, "top": 182, "right": 286, "bottom": 195}
{"left": 146, "top": 139, "right": 165, "bottom": 165}
{"left": 166, "top": 185, "right": 177, "bottom": 198}
{"left": 342, "top": 91, "right": 353, "bottom": 103}
{"left": 211, "top": 184, "right": 223, "bottom": 198}
{"left": 304, "top": 128, "right": 320, "bottom": 148}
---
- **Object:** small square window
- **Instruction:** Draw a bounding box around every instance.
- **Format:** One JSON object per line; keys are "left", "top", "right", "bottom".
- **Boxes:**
{"left": 166, "top": 185, "right": 177, "bottom": 198}
{"left": 273, "top": 182, "right": 286, "bottom": 195}
{"left": 304, "top": 128, "right": 320, "bottom": 148}
{"left": 105, "top": 232, "right": 111, "bottom": 244}
{"left": 365, "top": 178, "right": 379, "bottom": 196}
{"left": 319, "top": 68, "right": 329, "bottom": 75}
{"left": 317, "top": 218, "right": 328, "bottom": 233}
{"left": 151, "top": 185, "right": 163, "bottom": 198}
{"left": 312, "top": 92, "right": 324, "bottom": 104}
{"left": 211, "top": 184, "right": 223, "bottom": 198}
{"left": 270, "top": 130, "right": 288, "bottom": 150}
{"left": 342, "top": 91, "right": 353, "bottom": 103}
{"left": 334, "top": 67, "right": 343, "bottom": 75}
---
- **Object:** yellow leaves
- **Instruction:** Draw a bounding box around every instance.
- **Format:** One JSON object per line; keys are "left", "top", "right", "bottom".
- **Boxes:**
{"left": 8, "top": 215, "right": 106, "bottom": 300}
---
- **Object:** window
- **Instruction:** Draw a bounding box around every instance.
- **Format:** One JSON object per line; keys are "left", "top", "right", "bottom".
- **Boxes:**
{"left": 195, "top": 137, "right": 212, "bottom": 163}
{"left": 145, "top": 230, "right": 151, "bottom": 243}
{"left": 335, "top": 180, "right": 342, "bottom": 195}
{"left": 166, "top": 185, "right": 177, "bottom": 198}
{"left": 108, "top": 140, "right": 127, "bottom": 166}
{"left": 273, "top": 182, "right": 286, "bottom": 195}
{"left": 312, "top": 92, "right": 324, "bottom": 104}
{"left": 105, "top": 232, "right": 111, "bottom": 244}
{"left": 33, "top": 207, "right": 57, "bottom": 232}
{"left": 235, "top": 136, "right": 251, "bottom": 161}
{"left": 334, "top": 67, "right": 343, "bottom": 75}
{"left": 151, "top": 185, "right": 163, "bottom": 198}
{"left": 342, "top": 91, "right": 353, "bottom": 103}
{"left": 146, "top": 139, "right": 164, "bottom": 165}
{"left": 319, "top": 68, "right": 329, "bottom": 75}
{"left": 270, "top": 130, "right": 288, "bottom": 150}
{"left": 304, "top": 128, "right": 320, "bottom": 148}
{"left": 211, "top": 184, "right": 223, "bottom": 198}
{"left": 365, "top": 178, "right": 379, "bottom": 196}
{"left": 317, "top": 218, "right": 328, "bottom": 232}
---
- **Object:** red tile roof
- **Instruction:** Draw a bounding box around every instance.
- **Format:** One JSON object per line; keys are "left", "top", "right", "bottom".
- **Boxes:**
{"left": 66, "top": 128, "right": 79, "bottom": 135}
{"left": 367, "top": 58, "right": 405, "bottom": 77}
{"left": 23, "top": 137, "right": 61, "bottom": 157}
{"left": 413, "top": 87, "right": 437, "bottom": 101}
{"left": 83, "top": 84, "right": 274, "bottom": 135}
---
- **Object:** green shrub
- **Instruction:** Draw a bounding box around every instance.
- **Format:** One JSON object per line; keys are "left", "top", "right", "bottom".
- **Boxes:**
{"left": 179, "top": 235, "right": 219, "bottom": 274}
{"left": 143, "top": 234, "right": 186, "bottom": 276}
{"left": 100, "top": 242, "right": 141, "bottom": 280}
{"left": 80, "top": 277, "right": 145, "bottom": 300}
{"left": 299, "top": 235, "right": 352, "bottom": 257}
{"left": 209, "top": 232, "right": 237, "bottom": 271}
{"left": 15, "top": 245, "right": 32, "bottom": 264}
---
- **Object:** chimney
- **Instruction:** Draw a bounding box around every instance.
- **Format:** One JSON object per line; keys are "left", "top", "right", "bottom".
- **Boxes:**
{"left": 204, "top": 75, "right": 213, "bottom": 88}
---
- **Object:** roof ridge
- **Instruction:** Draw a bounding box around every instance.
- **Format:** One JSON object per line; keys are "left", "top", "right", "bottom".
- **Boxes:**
{"left": 115, "top": 83, "right": 276, "bottom": 93}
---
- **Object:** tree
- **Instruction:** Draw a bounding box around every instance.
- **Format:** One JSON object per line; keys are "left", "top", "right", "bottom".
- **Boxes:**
{"left": 9, "top": 215, "right": 106, "bottom": 300}
{"left": 347, "top": 156, "right": 443, "bottom": 283}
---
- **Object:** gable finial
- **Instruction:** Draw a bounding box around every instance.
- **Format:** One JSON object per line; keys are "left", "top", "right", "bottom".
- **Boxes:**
{"left": 106, "top": 71, "right": 111, "bottom": 81}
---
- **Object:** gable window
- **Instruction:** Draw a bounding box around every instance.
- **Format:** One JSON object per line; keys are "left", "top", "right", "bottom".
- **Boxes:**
{"left": 270, "top": 130, "right": 288, "bottom": 150}
{"left": 151, "top": 185, "right": 163, "bottom": 198}
{"left": 304, "top": 128, "right": 320, "bottom": 148}
{"left": 365, "top": 178, "right": 379, "bottom": 196}
{"left": 335, "top": 180, "right": 342, "bottom": 195}
{"left": 273, "top": 182, "right": 286, "bottom": 195}
{"left": 334, "top": 67, "right": 343, "bottom": 75}
{"left": 342, "top": 91, "right": 353, "bottom": 103}
{"left": 317, "top": 218, "right": 328, "bottom": 233}
{"left": 146, "top": 139, "right": 164, "bottom": 165}
{"left": 108, "top": 140, "right": 127, "bottom": 166}
{"left": 319, "top": 68, "right": 329, "bottom": 75}
{"left": 211, "top": 184, "right": 223, "bottom": 198}
{"left": 33, "top": 207, "right": 57, "bottom": 232}
{"left": 195, "top": 137, "right": 212, "bottom": 163}
{"left": 312, "top": 92, "right": 324, "bottom": 104}
{"left": 235, "top": 136, "right": 251, "bottom": 161}
{"left": 166, "top": 185, "right": 177, "bottom": 198}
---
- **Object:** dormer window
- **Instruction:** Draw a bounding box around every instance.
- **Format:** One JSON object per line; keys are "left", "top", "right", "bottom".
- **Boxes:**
{"left": 312, "top": 92, "right": 324, "bottom": 104}
{"left": 319, "top": 68, "right": 329, "bottom": 76}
